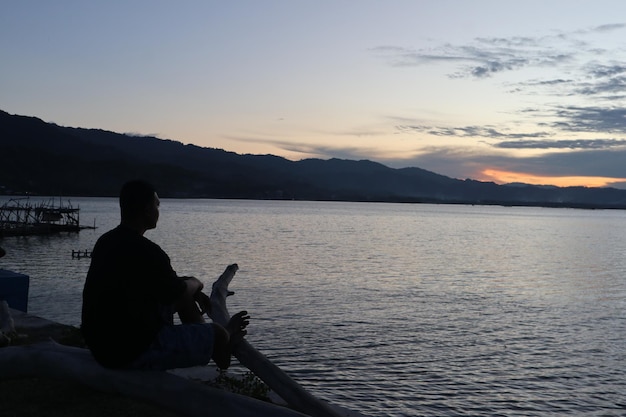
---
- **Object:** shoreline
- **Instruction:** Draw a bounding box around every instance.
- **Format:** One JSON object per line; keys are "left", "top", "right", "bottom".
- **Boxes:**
{"left": 1, "top": 309, "right": 365, "bottom": 417}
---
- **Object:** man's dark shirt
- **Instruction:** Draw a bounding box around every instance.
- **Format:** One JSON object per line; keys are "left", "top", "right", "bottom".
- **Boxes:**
{"left": 81, "top": 225, "right": 186, "bottom": 368}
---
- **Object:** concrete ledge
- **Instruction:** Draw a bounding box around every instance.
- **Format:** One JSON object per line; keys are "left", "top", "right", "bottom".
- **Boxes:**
{"left": 0, "top": 269, "right": 29, "bottom": 312}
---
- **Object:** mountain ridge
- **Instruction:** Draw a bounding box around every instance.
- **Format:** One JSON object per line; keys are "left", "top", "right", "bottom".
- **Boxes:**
{"left": 2, "top": 109, "right": 626, "bottom": 209}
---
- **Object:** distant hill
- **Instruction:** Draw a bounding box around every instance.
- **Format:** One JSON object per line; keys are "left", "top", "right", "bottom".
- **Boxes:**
{"left": 2, "top": 109, "right": 626, "bottom": 209}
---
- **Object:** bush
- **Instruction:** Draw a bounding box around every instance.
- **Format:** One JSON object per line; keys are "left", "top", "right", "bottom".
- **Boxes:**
{"left": 206, "top": 370, "right": 271, "bottom": 401}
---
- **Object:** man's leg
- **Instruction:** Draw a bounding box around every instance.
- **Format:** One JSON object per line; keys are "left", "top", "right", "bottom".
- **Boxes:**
{"left": 174, "top": 282, "right": 249, "bottom": 369}
{"left": 211, "top": 311, "right": 250, "bottom": 369}
{"left": 130, "top": 323, "right": 215, "bottom": 370}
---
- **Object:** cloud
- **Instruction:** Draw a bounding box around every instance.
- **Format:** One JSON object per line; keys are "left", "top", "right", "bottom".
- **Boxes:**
{"left": 226, "top": 135, "right": 381, "bottom": 161}
{"left": 396, "top": 124, "right": 551, "bottom": 139}
{"left": 362, "top": 25, "right": 626, "bottom": 185}
{"left": 229, "top": 132, "right": 626, "bottom": 182}
{"left": 382, "top": 145, "right": 626, "bottom": 181}
{"left": 513, "top": 63, "right": 626, "bottom": 100}
{"left": 372, "top": 31, "right": 584, "bottom": 79}
{"left": 125, "top": 131, "right": 162, "bottom": 138}
{"left": 587, "top": 63, "right": 626, "bottom": 79}
{"left": 225, "top": 131, "right": 626, "bottom": 191}
{"left": 586, "top": 23, "right": 626, "bottom": 33}
{"left": 495, "top": 138, "right": 626, "bottom": 150}
{"left": 550, "top": 106, "right": 626, "bottom": 133}
{"left": 381, "top": 25, "right": 626, "bottom": 140}
{"left": 507, "top": 148, "right": 626, "bottom": 178}
{"left": 372, "top": 24, "right": 626, "bottom": 96}
{"left": 391, "top": 121, "right": 626, "bottom": 180}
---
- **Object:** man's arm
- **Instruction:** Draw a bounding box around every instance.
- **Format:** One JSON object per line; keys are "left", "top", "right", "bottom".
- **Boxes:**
{"left": 175, "top": 276, "right": 206, "bottom": 324}
{"left": 183, "top": 277, "right": 212, "bottom": 315}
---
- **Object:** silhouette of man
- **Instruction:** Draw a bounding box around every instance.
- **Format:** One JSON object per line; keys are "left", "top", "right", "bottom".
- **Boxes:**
{"left": 81, "top": 180, "right": 248, "bottom": 370}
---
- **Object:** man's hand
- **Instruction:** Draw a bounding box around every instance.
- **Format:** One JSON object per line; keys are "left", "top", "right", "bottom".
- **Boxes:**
{"left": 181, "top": 276, "right": 204, "bottom": 293}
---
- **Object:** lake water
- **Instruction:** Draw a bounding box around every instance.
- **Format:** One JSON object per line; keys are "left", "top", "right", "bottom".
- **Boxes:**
{"left": 0, "top": 197, "right": 625, "bottom": 416}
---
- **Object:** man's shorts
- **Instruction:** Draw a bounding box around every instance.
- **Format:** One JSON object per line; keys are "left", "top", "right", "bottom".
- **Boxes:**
{"left": 130, "top": 323, "right": 215, "bottom": 371}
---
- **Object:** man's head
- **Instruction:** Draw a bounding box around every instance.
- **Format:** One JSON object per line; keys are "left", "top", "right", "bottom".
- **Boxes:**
{"left": 119, "top": 180, "right": 160, "bottom": 231}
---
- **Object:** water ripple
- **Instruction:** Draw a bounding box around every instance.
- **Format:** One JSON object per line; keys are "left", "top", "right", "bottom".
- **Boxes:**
{"left": 2, "top": 199, "right": 625, "bottom": 416}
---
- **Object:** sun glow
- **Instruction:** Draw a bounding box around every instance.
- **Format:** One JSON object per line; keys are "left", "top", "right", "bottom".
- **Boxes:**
{"left": 481, "top": 169, "right": 626, "bottom": 188}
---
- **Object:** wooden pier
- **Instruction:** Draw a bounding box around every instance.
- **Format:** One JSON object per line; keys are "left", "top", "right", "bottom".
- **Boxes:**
{"left": 0, "top": 197, "right": 95, "bottom": 237}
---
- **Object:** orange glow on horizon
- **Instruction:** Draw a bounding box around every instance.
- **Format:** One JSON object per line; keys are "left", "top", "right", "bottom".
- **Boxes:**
{"left": 481, "top": 169, "right": 626, "bottom": 188}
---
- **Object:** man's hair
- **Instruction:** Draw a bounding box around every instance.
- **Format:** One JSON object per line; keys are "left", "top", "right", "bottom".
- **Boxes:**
{"left": 119, "top": 180, "right": 156, "bottom": 220}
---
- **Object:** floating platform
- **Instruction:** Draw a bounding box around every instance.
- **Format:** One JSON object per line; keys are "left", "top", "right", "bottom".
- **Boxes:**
{"left": 72, "top": 250, "right": 92, "bottom": 259}
{"left": 0, "top": 197, "right": 95, "bottom": 237}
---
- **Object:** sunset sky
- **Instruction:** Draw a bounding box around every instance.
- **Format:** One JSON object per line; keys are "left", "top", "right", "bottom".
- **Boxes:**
{"left": 2, "top": 1, "right": 626, "bottom": 188}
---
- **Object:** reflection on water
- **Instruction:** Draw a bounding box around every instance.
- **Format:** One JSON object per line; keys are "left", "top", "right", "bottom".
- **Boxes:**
{"left": 1, "top": 198, "right": 625, "bottom": 416}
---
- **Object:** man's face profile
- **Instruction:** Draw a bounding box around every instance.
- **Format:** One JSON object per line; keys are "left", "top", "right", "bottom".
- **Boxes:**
{"left": 144, "top": 192, "right": 160, "bottom": 230}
